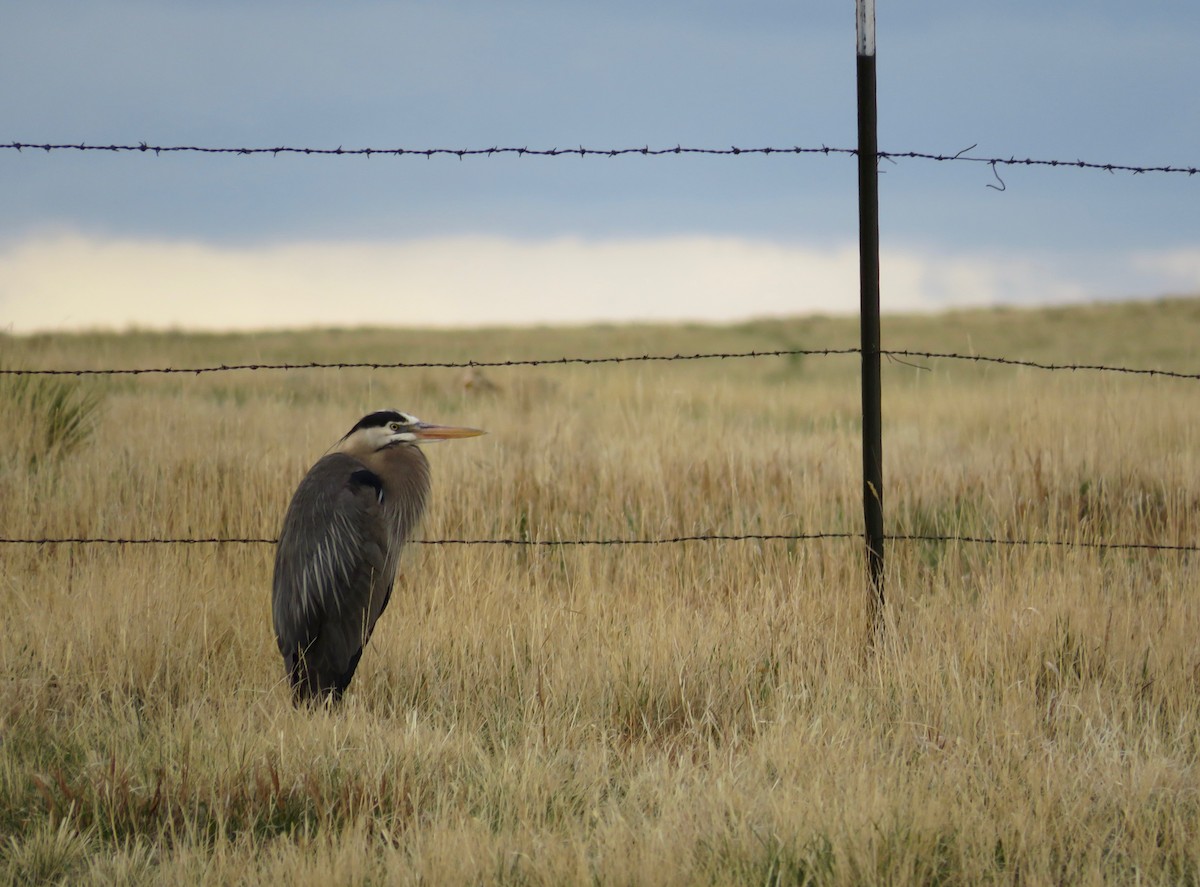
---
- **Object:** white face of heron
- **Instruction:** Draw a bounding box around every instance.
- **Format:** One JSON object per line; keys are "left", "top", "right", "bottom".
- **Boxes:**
{"left": 381, "top": 414, "right": 422, "bottom": 445}
{"left": 335, "top": 409, "right": 422, "bottom": 454}
{"left": 363, "top": 412, "right": 422, "bottom": 449}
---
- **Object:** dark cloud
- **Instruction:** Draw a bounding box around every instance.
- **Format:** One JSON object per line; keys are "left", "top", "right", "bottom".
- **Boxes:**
{"left": 1, "top": 2, "right": 1197, "bottom": 262}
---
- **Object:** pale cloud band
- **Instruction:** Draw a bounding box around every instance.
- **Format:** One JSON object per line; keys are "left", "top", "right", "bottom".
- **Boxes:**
{"left": 1, "top": 232, "right": 1188, "bottom": 334}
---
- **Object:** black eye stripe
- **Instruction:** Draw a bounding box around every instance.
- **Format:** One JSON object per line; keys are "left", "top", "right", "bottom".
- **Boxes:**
{"left": 344, "top": 409, "right": 421, "bottom": 437}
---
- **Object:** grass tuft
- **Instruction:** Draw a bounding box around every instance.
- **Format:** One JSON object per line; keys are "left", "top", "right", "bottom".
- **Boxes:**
{"left": 0, "top": 369, "right": 105, "bottom": 470}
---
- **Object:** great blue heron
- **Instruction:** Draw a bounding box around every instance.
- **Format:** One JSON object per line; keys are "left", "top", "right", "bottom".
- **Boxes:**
{"left": 272, "top": 409, "right": 485, "bottom": 704}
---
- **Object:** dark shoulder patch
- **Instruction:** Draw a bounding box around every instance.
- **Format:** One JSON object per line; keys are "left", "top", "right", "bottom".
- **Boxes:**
{"left": 349, "top": 468, "right": 384, "bottom": 504}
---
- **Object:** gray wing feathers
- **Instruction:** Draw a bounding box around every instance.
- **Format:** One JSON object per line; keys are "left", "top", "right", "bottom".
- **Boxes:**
{"left": 272, "top": 454, "right": 392, "bottom": 684}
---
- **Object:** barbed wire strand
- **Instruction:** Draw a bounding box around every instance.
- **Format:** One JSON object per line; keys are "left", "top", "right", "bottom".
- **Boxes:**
{"left": 0, "top": 533, "right": 849, "bottom": 546}
{"left": 0, "top": 349, "right": 853, "bottom": 375}
{"left": 4, "top": 349, "right": 1197, "bottom": 381}
{"left": 1, "top": 533, "right": 1195, "bottom": 552}
{"left": 884, "top": 350, "right": 1200, "bottom": 380}
{"left": 3, "top": 142, "right": 1198, "bottom": 176}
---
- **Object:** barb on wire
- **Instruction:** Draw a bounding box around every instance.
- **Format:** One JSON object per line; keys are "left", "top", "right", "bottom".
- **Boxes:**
{"left": 3, "top": 141, "right": 1198, "bottom": 176}
{"left": 3, "top": 348, "right": 1197, "bottom": 381}
{"left": 1, "top": 532, "right": 1195, "bottom": 552}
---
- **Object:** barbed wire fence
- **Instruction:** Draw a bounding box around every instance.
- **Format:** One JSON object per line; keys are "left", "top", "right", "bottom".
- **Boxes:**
{"left": 3, "top": 347, "right": 1197, "bottom": 552}
{"left": 4, "top": 535, "right": 1198, "bottom": 553}
{"left": 4, "top": 348, "right": 1200, "bottom": 381}
{"left": 3, "top": 141, "right": 1197, "bottom": 557}
{"left": 3, "top": 141, "right": 1199, "bottom": 177}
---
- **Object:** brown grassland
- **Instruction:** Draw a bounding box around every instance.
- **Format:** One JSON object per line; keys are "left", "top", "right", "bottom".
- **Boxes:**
{"left": 1, "top": 297, "right": 1199, "bottom": 885}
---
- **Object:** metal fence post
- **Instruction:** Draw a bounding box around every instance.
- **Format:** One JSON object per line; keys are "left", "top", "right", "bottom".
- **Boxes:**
{"left": 856, "top": 0, "right": 885, "bottom": 637}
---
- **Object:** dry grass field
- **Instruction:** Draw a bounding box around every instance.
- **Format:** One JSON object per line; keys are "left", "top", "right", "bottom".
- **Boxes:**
{"left": 1, "top": 298, "right": 1199, "bottom": 885}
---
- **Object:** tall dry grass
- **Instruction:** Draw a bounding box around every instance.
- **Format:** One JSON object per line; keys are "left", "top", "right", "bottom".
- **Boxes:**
{"left": 1, "top": 299, "right": 1198, "bottom": 884}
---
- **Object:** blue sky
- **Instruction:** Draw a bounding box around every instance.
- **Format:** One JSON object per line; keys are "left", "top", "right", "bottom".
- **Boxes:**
{"left": 2, "top": 1, "right": 1198, "bottom": 331}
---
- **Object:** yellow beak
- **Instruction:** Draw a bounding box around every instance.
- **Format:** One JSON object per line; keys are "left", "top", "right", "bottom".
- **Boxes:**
{"left": 412, "top": 423, "right": 487, "bottom": 442}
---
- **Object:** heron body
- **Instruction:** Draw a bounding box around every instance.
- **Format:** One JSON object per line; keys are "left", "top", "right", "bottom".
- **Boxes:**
{"left": 271, "top": 410, "right": 483, "bottom": 704}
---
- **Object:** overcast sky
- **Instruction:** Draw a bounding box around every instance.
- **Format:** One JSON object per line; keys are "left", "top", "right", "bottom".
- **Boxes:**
{"left": 2, "top": 1, "right": 1198, "bottom": 332}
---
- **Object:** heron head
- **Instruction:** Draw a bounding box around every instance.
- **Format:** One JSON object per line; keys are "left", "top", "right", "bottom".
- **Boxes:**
{"left": 339, "top": 409, "right": 486, "bottom": 452}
